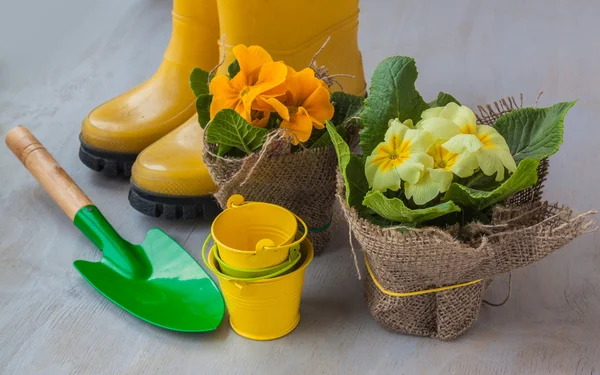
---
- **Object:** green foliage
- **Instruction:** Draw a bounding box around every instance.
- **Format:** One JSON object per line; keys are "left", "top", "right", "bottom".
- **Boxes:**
{"left": 206, "top": 109, "right": 268, "bottom": 154}
{"left": 228, "top": 60, "right": 240, "bottom": 78}
{"left": 326, "top": 122, "right": 369, "bottom": 208}
{"left": 195, "top": 95, "right": 212, "bottom": 128}
{"left": 494, "top": 101, "right": 577, "bottom": 163}
{"left": 442, "top": 158, "right": 540, "bottom": 210}
{"left": 362, "top": 191, "right": 461, "bottom": 224}
{"left": 428, "top": 92, "right": 461, "bottom": 107}
{"left": 189, "top": 68, "right": 210, "bottom": 97}
{"left": 359, "top": 56, "right": 429, "bottom": 156}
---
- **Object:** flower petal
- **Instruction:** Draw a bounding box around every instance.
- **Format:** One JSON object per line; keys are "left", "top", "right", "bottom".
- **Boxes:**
{"left": 404, "top": 128, "right": 436, "bottom": 153}
{"left": 476, "top": 147, "right": 505, "bottom": 181}
{"left": 395, "top": 153, "right": 431, "bottom": 184}
{"left": 421, "top": 106, "right": 444, "bottom": 119}
{"left": 476, "top": 125, "right": 511, "bottom": 150}
{"left": 451, "top": 152, "right": 479, "bottom": 178}
{"left": 303, "top": 86, "right": 334, "bottom": 127}
{"left": 279, "top": 108, "right": 313, "bottom": 145}
{"left": 420, "top": 117, "right": 461, "bottom": 140}
{"left": 254, "top": 62, "right": 288, "bottom": 92}
{"left": 384, "top": 121, "right": 410, "bottom": 143}
{"left": 498, "top": 148, "right": 517, "bottom": 173}
{"left": 440, "top": 103, "right": 477, "bottom": 134}
{"left": 285, "top": 67, "right": 321, "bottom": 105}
{"left": 405, "top": 172, "right": 441, "bottom": 205}
{"left": 251, "top": 111, "right": 270, "bottom": 128}
{"left": 443, "top": 134, "right": 482, "bottom": 153}
{"left": 428, "top": 168, "right": 454, "bottom": 193}
{"left": 372, "top": 167, "right": 402, "bottom": 192}
{"left": 261, "top": 97, "right": 290, "bottom": 121}
{"left": 233, "top": 44, "right": 273, "bottom": 84}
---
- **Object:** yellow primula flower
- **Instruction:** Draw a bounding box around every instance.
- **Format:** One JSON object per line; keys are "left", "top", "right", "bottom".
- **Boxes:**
{"left": 405, "top": 142, "right": 478, "bottom": 205}
{"left": 419, "top": 102, "right": 517, "bottom": 181}
{"left": 264, "top": 66, "right": 334, "bottom": 144}
{"left": 209, "top": 45, "right": 287, "bottom": 123}
{"left": 365, "top": 121, "right": 434, "bottom": 192}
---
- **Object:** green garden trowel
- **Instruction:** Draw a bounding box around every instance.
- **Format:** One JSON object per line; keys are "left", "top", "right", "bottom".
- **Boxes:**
{"left": 6, "top": 126, "right": 225, "bottom": 332}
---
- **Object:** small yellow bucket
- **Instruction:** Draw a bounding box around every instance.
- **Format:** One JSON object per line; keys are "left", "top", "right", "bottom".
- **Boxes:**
{"left": 211, "top": 194, "right": 307, "bottom": 269}
{"left": 202, "top": 236, "right": 314, "bottom": 341}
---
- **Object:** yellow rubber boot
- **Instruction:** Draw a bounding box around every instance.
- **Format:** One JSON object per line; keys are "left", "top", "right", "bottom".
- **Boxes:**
{"left": 128, "top": 0, "right": 366, "bottom": 220}
{"left": 216, "top": 0, "right": 366, "bottom": 95}
{"left": 79, "top": 0, "right": 219, "bottom": 176}
{"left": 129, "top": 115, "right": 221, "bottom": 219}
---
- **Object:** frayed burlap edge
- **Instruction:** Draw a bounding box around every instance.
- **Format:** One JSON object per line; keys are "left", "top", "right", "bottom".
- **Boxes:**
{"left": 335, "top": 95, "right": 597, "bottom": 340}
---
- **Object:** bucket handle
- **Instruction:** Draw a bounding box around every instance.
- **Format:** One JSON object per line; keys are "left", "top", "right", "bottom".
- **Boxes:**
{"left": 258, "top": 213, "right": 307, "bottom": 253}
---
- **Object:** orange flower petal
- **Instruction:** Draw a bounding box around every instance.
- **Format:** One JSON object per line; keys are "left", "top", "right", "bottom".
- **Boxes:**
{"left": 261, "top": 97, "right": 290, "bottom": 121}
{"left": 285, "top": 67, "right": 321, "bottom": 106}
{"left": 209, "top": 74, "right": 238, "bottom": 99}
{"left": 279, "top": 108, "right": 313, "bottom": 145}
{"left": 233, "top": 44, "right": 273, "bottom": 84}
{"left": 301, "top": 85, "right": 334, "bottom": 127}
{"left": 251, "top": 111, "right": 270, "bottom": 128}
{"left": 254, "top": 62, "right": 288, "bottom": 92}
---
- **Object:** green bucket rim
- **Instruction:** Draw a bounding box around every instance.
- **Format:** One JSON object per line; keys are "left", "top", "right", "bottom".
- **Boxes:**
{"left": 214, "top": 243, "right": 302, "bottom": 279}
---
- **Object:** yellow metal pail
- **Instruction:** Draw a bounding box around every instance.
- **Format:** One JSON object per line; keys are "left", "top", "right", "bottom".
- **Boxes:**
{"left": 211, "top": 194, "right": 307, "bottom": 269}
{"left": 202, "top": 237, "right": 314, "bottom": 340}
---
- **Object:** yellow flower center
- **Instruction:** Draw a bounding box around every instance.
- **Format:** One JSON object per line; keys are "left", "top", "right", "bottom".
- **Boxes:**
{"left": 477, "top": 133, "right": 495, "bottom": 148}
{"left": 239, "top": 86, "right": 251, "bottom": 98}
{"left": 429, "top": 143, "right": 457, "bottom": 170}
{"left": 287, "top": 106, "right": 299, "bottom": 115}
{"left": 374, "top": 136, "right": 411, "bottom": 172}
{"left": 460, "top": 123, "right": 477, "bottom": 134}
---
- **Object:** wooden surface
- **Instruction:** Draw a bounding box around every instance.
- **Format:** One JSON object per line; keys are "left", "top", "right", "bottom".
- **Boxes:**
{"left": 1, "top": 0, "right": 599, "bottom": 374}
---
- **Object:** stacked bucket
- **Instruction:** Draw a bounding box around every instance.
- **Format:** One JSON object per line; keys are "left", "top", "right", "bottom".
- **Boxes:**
{"left": 202, "top": 194, "right": 314, "bottom": 340}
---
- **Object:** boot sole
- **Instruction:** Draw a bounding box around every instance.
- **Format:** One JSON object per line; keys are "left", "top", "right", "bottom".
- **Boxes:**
{"left": 79, "top": 135, "right": 138, "bottom": 177}
{"left": 129, "top": 183, "right": 222, "bottom": 220}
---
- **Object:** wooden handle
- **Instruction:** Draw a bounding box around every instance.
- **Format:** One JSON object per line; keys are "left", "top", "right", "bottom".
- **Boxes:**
{"left": 5, "top": 126, "right": 93, "bottom": 220}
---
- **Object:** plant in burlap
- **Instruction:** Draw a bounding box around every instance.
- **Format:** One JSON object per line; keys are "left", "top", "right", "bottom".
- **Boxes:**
{"left": 329, "top": 55, "right": 596, "bottom": 340}
{"left": 190, "top": 44, "right": 363, "bottom": 252}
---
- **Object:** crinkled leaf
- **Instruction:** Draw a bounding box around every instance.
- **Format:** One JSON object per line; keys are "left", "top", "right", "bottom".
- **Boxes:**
{"left": 326, "top": 121, "right": 368, "bottom": 208}
{"left": 442, "top": 158, "right": 540, "bottom": 210}
{"left": 331, "top": 92, "right": 364, "bottom": 126}
{"left": 494, "top": 101, "right": 577, "bottom": 163}
{"left": 190, "top": 68, "right": 210, "bottom": 97}
{"left": 363, "top": 191, "right": 461, "bottom": 224}
{"left": 428, "top": 92, "right": 461, "bottom": 107}
{"left": 228, "top": 60, "right": 240, "bottom": 78}
{"left": 359, "top": 56, "right": 429, "bottom": 156}
{"left": 195, "top": 94, "right": 212, "bottom": 128}
{"left": 310, "top": 124, "right": 348, "bottom": 149}
{"left": 206, "top": 109, "right": 268, "bottom": 154}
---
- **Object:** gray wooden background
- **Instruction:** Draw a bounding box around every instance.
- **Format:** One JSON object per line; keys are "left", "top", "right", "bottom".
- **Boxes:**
{"left": 1, "top": 0, "right": 599, "bottom": 374}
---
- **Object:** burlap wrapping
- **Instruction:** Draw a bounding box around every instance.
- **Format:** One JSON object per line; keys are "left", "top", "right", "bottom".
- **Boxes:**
{"left": 203, "top": 133, "right": 342, "bottom": 253}
{"left": 337, "top": 96, "right": 596, "bottom": 340}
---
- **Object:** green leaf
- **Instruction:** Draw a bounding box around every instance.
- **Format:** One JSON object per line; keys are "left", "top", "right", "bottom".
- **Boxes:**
{"left": 228, "top": 60, "right": 240, "bottom": 78}
{"left": 310, "top": 124, "right": 348, "bottom": 149}
{"left": 428, "top": 92, "right": 461, "bottom": 107}
{"left": 195, "top": 94, "right": 212, "bottom": 128}
{"left": 363, "top": 190, "right": 461, "bottom": 224}
{"left": 494, "top": 101, "right": 577, "bottom": 163}
{"left": 218, "top": 144, "right": 232, "bottom": 156}
{"left": 359, "top": 56, "right": 429, "bottom": 156}
{"left": 206, "top": 109, "right": 268, "bottom": 154}
{"left": 331, "top": 92, "right": 364, "bottom": 126}
{"left": 190, "top": 68, "right": 210, "bottom": 97}
{"left": 442, "top": 158, "right": 540, "bottom": 210}
{"left": 326, "top": 121, "right": 369, "bottom": 208}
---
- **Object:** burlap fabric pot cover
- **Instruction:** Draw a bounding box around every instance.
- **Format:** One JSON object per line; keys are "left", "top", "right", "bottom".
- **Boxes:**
{"left": 203, "top": 135, "right": 339, "bottom": 253}
{"left": 336, "top": 97, "right": 596, "bottom": 340}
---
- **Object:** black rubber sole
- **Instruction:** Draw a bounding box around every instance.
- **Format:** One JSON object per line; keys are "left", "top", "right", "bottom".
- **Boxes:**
{"left": 79, "top": 135, "right": 138, "bottom": 177}
{"left": 129, "top": 183, "right": 222, "bottom": 220}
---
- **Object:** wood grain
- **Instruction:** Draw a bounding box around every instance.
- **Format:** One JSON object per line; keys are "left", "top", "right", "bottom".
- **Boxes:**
{"left": 0, "top": 0, "right": 599, "bottom": 374}
{"left": 5, "top": 126, "right": 93, "bottom": 221}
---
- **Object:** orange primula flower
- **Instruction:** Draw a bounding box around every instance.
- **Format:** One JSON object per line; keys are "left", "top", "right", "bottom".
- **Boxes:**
{"left": 265, "top": 67, "right": 334, "bottom": 144}
{"left": 209, "top": 45, "right": 287, "bottom": 123}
